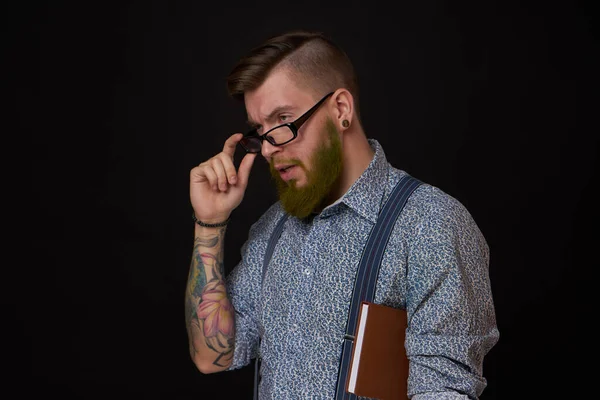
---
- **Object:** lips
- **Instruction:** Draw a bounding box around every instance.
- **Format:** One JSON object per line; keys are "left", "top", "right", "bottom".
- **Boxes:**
{"left": 275, "top": 164, "right": 294, "bottom": 173}
{"left": 274, "top": 164, "right": 297, "bottom": 181}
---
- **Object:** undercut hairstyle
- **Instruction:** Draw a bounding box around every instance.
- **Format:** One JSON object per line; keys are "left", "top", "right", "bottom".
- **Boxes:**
{"left": 226, "top": 30, "right": 360, "bottom": 118}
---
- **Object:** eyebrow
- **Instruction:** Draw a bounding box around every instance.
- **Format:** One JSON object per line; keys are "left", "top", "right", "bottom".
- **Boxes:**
{"left": 246, "top": 105, "right": 297, "bottom": 127}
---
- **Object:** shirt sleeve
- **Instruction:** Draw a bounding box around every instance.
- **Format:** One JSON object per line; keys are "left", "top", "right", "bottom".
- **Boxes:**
{"left": 225, "top": 250, "right": 260, "bottom": 370}
{"left": 405, "top": 187, "right": 500, "bottom": 399}
{"left": 225, "top": 203, "right": 283, "bottom": 371}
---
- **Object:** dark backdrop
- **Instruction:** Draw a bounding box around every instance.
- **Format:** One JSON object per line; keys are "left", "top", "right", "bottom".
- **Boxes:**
{"left": 14, "top": 0, "right": 597, "bottom": 399}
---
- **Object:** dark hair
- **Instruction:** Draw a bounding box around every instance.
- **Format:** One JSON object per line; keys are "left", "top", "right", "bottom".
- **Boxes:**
{"left": 226, "top": 30, "right": 360, "bottom": 117}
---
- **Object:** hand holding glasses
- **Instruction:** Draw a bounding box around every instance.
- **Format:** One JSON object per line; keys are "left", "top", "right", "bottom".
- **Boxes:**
{"left": 190, "top": 92, "right": 333, "bottom": 227}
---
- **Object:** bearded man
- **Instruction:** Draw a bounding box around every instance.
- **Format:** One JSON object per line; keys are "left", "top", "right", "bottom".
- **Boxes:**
{"left": 185, "top": 29, "right": 499, "bottom": 400}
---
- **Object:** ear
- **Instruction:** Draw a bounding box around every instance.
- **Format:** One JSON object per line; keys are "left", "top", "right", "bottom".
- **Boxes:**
{"left": 330, "top": 89, "right": 354, "bottom": 131}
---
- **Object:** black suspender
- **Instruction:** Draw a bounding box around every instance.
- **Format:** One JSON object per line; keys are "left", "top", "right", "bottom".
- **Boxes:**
{"left": 334, "top": 174, "right": 421, "bottom": 399}
{"left": 254, "top": 174, "right": 422, "bottom": 400}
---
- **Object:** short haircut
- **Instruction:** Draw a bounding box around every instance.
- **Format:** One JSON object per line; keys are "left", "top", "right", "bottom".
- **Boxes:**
{"left": 226, "top": 30, "right": 360, "bottom": 118}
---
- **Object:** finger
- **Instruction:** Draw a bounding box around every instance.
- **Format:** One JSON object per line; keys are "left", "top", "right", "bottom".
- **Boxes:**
{"left": 237, "top": 152, "right": 257, "bottom": 187}
{"left": 222, "top": 133, "right": 244, "bottom": 158}
{"left": 215, "top": 152, "right": 239, "bottom": 185}
{"left": 190, "top": 165, "right": 208, "bottom": 183}
{"left": 198, "top": 163, "right": 219, "bottom": 191}
{"left": 209, "top": 157, "right": 230, "bottom": 192}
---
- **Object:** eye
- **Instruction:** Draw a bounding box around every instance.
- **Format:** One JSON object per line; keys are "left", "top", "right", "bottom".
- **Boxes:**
{"left": 279, "top": 115, "right": 291, "bottom": 122}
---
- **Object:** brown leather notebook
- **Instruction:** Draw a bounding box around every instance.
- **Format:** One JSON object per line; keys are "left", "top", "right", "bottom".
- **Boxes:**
{"left": 345, "top": 301, "right": 409, "bottom": 400}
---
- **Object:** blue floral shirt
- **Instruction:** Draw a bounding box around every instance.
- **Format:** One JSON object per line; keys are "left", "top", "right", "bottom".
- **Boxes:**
{"left": 226, "top": 139, "right": 499, "bottom": 399}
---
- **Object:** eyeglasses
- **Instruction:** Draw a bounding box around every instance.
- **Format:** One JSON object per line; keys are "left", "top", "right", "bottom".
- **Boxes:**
{"left": 239, "top": 92, "right": 334, "bottom": 153}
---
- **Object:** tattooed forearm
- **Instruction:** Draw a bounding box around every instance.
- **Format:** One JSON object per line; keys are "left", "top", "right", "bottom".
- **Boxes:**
{"left": 185, "top": 226, "right": 235, "bottom": 371}
{"left": 197, "top": 279, "right": 235, "bottom": 367}
{"left": 194, "top": 235, "right": 219, "bottom": 248}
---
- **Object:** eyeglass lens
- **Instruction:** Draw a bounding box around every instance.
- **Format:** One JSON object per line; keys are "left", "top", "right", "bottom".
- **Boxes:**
{"left": 241, "top": 125, "right": 295, "bottom": 153}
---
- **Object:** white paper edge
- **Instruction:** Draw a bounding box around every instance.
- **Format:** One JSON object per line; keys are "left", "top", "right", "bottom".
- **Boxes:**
{"left": 347, "top": 303, "right": 369, "bottom": 392}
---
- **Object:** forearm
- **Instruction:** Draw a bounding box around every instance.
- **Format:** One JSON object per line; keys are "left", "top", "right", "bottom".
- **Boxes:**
{"left": 185, "top": 224, "right": 235, "bottom": 373}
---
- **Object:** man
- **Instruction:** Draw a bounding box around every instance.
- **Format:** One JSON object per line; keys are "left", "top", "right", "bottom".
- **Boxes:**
{"left": 185, "top": 29, "right": 499, "bottom": 399}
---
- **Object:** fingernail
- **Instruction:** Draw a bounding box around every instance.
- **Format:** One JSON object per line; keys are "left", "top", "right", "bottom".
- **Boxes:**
{"left": 230, "top": 175, "right": 237, "bottom": 184}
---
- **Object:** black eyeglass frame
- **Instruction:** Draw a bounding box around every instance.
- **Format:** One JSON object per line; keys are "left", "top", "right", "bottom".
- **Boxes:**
{"left": 239, "top": 92, "right": 335, "bottom": 153}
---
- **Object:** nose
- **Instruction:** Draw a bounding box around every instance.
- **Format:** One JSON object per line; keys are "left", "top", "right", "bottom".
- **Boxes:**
{"left": 260, "top": 139, "right": 281, "bottom": 159}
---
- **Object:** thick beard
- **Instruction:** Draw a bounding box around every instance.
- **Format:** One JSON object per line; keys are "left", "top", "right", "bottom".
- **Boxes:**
{"left": 269, "top": 119, "right": 343, "bottom": 219}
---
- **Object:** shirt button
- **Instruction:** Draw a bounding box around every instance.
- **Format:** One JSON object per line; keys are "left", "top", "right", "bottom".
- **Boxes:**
{"left": 303, "top": 268, "right": 311, "bottom": 275}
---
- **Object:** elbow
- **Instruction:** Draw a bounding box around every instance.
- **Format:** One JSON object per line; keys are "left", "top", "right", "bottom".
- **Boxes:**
{"left": 191, "top": 354, "right": 231, "bottom": 374}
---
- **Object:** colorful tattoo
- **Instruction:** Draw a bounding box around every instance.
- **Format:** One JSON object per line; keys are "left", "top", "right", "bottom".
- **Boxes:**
{"left": 185, "top": 228, "right": 234, "bottom": 367}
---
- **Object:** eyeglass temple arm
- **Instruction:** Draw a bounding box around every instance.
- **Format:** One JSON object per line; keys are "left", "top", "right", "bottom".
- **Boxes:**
{"left": 293, "top": 92, "right": 334, "bottom": 130}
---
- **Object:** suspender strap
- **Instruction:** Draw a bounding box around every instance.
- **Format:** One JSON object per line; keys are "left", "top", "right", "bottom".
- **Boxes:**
{"left": 344, "top": 175, "right": 422, "bottom": 339}
{"left": 255, "top": 174, "right": 421, "bottom": 400}
{"left": 334, "top": 175, "right": 421, "bottom": 400}
{"left": 262, "top": 214, "right": 290, "bottom": 283}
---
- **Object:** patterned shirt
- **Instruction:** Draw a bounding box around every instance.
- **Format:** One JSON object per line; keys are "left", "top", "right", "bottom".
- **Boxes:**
{"left": 226, "top": 139, "right": 499, "bottom": 399}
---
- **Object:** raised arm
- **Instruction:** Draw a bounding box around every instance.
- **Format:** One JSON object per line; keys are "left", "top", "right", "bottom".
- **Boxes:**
{"left": 185, "top": 133, "right": 257, "bottom": 373}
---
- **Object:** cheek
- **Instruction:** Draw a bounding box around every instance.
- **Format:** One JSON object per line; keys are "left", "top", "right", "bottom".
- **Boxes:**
{"left": 290, "top": 119, "right": 328, "bottom": 165}
{"left": 300, "top": 129, "right": 323, "bottom": 151}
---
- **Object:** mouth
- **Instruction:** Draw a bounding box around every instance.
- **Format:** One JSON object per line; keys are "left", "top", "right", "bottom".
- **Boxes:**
{"left": 274, "top": 164, "right": 297, "bottom": 181}
{"left": 276, "top": 165, "right": 294, "bottom": 173}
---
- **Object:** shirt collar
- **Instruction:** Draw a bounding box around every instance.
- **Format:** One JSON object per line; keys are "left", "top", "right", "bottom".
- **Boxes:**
{"left": 320, "top": 139, "right": 390, "bottom": 224}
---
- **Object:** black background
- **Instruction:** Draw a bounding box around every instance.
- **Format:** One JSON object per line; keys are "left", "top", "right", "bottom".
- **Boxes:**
{"left": 14, "top": 0, "right": 597, "bottom": 399}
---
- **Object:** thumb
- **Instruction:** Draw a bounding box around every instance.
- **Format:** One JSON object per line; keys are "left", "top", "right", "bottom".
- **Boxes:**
{"left": 237, "top": 152, "right": 258, "bottom": 187}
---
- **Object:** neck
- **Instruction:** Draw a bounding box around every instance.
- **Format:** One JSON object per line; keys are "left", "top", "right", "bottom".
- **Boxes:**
{"left": 324, "top": 124, "right": 374, "bottom": 206}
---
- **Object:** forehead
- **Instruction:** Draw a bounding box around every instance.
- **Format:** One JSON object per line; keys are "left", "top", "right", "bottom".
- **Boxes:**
{"left": 244, "top": 67, "right": 315, "bottom": 124}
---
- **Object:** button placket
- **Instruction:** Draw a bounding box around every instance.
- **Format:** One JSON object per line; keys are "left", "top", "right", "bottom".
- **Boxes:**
{"left": 289, "top": 220, "right": 322, "bottom": 354}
